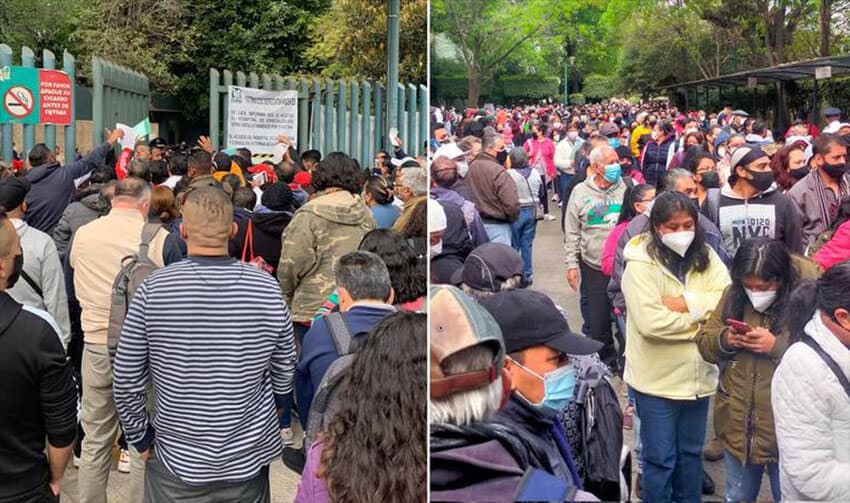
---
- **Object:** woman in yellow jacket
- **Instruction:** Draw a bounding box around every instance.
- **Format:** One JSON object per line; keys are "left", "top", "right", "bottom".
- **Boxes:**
{"left": 696, "top": 239, "right": 820, "bottom": 502}
{"left": 622, "top": 191, "right": 731, "bottom": 503}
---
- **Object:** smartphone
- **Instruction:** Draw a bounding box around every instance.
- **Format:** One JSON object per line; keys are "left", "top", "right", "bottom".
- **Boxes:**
{"left": 253, "top": 171, "right": 267, "bottom": 186}
{"left": 725, "top": 318, "right": 752, "bottom": 334}
{"left": 389, "top": 128, "right": 400, "bottom": 147}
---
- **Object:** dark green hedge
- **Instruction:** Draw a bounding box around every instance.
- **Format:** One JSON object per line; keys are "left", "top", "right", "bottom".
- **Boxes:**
{"left": 432, "top": 75, "right": 559, "bottom": 104}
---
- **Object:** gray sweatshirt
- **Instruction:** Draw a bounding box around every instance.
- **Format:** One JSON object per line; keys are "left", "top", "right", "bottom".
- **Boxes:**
{"left": 7, "top": 219, "right": 71, "bottom": 349}
{"left": 564, "top": 175, "right": 627, "bottom": 270}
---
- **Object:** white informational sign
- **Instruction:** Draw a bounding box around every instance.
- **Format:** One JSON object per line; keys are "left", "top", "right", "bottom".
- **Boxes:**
{"left": 226, "top": 86, "right": 298, "bottom": 153}
{"left": 747, "top": 77, "right": 758, "bottom": 88}
{"left": 815, "top": 66, "right": 832, "bottom": 80}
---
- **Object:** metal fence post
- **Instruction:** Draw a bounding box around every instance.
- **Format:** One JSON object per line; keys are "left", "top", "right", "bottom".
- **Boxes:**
{"left": 337, "top": 80, "right": 347, "bottom": 153}
{"left": 407, "top": 83, "right": 416, "bottom": 156}
{"left": 63, "top": 51, "right": 75, "bottom": 166}
{"left": 311, "top": 79, "right": 321, "bottom": 150}
{"left": 222, "top": 70, "right": 233, "bottom": 147}
{"left": 298, "top": 79, "right": 309, "bottom": 151}
{"left": 386, "top": 0, "right": 400, "bottom": 146}
{"left": 262, "top": 73, "right": 272, "bottom": 90}
{"left": 42, "top": 50, "right": 56, "bottom": 150}
{"left": 236, "top": 71, "right": 246, "bottom": 88}
{"left": 209, "top": 68, "right": 220, "bottom": 149}
{"left": 324, "top": 79, "right": 334, "bottom": 154}
{"left": 397, "top": 84, "right": 406, "bottom": 152}
{"left": 0, "top": 44, "right": 13, "bottom": 162}
{"left": 92, "top": 57, "right": 104, "bottom": 147}
{"left": 21, "top": 46, "right": 35, "bottom": 153}
{"left": 249, "top": 72, "right": 259, "bottom": 89}
{"left": 374, "top": 83, "right": 385, "bottom": 152}
{"left": 362, "top": 81, "right": 372, "bottom": 168}
{"left": 419, "top": 84, "right": 428, "bottom": 159}
{"left": 349, "top": 81, "right": 360, "bottom": 165}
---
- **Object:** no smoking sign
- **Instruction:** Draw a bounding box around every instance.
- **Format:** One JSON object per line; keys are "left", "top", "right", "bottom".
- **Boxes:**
{"left": 4, "top": 86, "right": 35, "bottom": 119}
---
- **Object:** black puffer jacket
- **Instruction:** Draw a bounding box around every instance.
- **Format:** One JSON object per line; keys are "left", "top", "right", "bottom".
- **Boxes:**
{"left": 52, "top": 185, "right": 106, "bottom": 262}
{"left": 229, "top": 209, "right": 293, "bottom": 275}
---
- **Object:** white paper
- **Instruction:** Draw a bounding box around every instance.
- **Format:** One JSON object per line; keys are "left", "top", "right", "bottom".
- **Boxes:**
{"left": 116, "top": 123, "right": 136, "bottom": 151}
{"left": 225, "top": 86, "right": 298, "bottom": 155}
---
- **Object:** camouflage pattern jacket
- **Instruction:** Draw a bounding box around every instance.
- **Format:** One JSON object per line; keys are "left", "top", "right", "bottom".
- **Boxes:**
{"left": 277, "top": 190, "right": 376, "bottom": 323}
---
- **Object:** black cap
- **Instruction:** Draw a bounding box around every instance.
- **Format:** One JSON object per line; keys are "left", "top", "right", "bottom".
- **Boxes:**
{"left": 480, "top": 290, "right": 603, "bottom": 355}
{"left": 451, "top": 243, "right": 523, "bottom": 292}
{"left": 148, "top": 137, "right": 167, "bottom": 149}
{"left": 0, "top": 176, "right": 31, "bottom": 210}
{"left": 261, "top": 182, "right": 293, "bottom": 211}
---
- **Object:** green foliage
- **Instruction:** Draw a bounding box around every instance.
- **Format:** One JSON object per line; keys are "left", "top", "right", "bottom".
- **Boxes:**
{"left": 581, "top": 73, "right": 617, "bottom": 101}
{"left": 432, "top": 75, "right": 558, "bottom": 102}
{"left": 500, "top": 75, "right": 559, "bottom": 99}
{"left": 568, "top": 93, "right": 586, "bottom": 105}
{"left": 308, "top": 0, "right": 425, "bottom": 84}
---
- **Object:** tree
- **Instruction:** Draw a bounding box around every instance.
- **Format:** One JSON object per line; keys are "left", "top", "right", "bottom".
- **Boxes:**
{"left": 307, "top": 0, "right": 426, "bottom": 83}
{"left": 0, "top": 0, "right": 84, "bottom": 59}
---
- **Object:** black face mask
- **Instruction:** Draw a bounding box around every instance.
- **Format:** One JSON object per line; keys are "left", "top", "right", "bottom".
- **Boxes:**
{"left": 6, "top": 253, "right": 22, "bottom": 289}
{"left": 745, "top": 167, "right": 774, "bottom": 192}
{"left": 789, "top": 166, "right": 810, "bottom": 180}
{"left": 822, "top": 162, "right": 848, "bottom": 179}
{"left": 496, "top": 150, "right": 508, "bottom": 165}
{"left": 700, "top": 171, "right": 721, "bottom": 189}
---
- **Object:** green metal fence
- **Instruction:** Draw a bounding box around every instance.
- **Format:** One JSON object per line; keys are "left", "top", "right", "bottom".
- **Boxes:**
{"left": 209, "top": 69, "right": 429, "bottom": 167}
{"left": 0, "top": 44, "right": 76, "bottom": 165}
{"left": 91, "top": 57, "right": 150, "bottom": 145}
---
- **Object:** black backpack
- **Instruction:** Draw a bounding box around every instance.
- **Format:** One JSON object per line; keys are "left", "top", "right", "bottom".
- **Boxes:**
{"left": 577, "top": 375, "right": 625, "bottom": 501}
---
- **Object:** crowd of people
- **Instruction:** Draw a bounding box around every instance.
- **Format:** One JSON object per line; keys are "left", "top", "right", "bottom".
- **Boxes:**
{"left": 0, "top": 127, "right": 427, "bottom": 501}
{"left": 429, "top": 101, "right": 850, "bottom": 501}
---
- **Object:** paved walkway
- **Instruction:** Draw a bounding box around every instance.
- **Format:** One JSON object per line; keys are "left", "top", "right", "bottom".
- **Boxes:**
{"left": 527, "top": 207, "right": 772, "bottom": 501}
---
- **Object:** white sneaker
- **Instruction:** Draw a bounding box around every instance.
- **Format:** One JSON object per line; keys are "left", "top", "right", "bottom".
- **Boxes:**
{"left": 543, "top": 214, "right": 556, "bottom": 221}
{"left": 117, "top": 449, "right": 130, "bottom": 473}
{"left": 280, "top": 427, "right": 294, "bottom": 447}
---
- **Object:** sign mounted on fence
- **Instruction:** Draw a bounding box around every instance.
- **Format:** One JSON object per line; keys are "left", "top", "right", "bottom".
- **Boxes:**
{"left": 0, "top": 65, "right": 72, "bottom": 125}
{"left": 815, "top": 66, "right": 832, "bottom": 80}
{"left": 226, "top": 85, "right": 298, "bottom": 153}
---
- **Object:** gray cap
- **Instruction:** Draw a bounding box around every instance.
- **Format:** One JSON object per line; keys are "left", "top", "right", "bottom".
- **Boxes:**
{"left": 824, "top": 106, "right": 842, "bottom": 117}
{"left": 732, "top": 110, "right": 749, "bottom": 117}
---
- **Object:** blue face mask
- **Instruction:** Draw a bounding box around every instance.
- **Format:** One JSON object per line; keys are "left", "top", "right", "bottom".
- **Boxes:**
{"left": 608, "top": 137, "right": 620, "bottom": 148}
{"left": 512, "top": 359, "right": 577, "bottom": 412}
{"left": 604, "top": 163, "right": 622, "bottom": 183}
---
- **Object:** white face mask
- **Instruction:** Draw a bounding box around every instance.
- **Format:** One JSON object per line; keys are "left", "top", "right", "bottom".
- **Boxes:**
{"left": 430, "top": 241, "right": 443, "bottom": 256}
{"left": 456, "top": 161, "right": 469, "bottom": 178}
{"left": 660, "top": 230, "right": 695, "bottom": 257}
{"left": 651, "top": 130, "right": 660, "bottom": 140}
{"left": 567, "top": 131, "right": 578, "bottom": 141}
{"left": 745, "top": 288, "right": 778, "bottom": 313}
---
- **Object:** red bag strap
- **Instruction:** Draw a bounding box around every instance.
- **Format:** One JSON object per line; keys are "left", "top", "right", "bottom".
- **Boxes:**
{"left": 241, "top": 220, "right": 255, "bottom": 262}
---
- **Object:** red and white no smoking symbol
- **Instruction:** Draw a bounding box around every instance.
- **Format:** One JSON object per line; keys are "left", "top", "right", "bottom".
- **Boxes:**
{"left": 4, "top": 86, "right": 35, "bottom": 119}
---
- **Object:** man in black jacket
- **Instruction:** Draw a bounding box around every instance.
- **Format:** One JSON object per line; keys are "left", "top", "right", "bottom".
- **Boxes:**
{"left": 25, "top": 128, "right": 124, "bottom": 235}
{"left": 0, "top": 209, "right": 78, "bottom": 503}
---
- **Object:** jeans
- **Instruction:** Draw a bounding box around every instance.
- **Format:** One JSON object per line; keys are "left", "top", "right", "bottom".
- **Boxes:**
{"left": 79, "top": 343, "right": 146, "bottom": 503}
{"left": 558, "top": 173, "right": 572, "bottom": 202}
{"left": 723, "top": 450, "right": 781, "bottom": 502}
{"left": 510, "top": 206, "right": 537, "bottom": 282}
{"left": 279, "top": 323, "right": 310, "bottom": 430}
{"left": 633, "top": 389, "right": 709, "bottom": 503}
{"left": 483, "top": 222, "right": 512, "bottom": 246}
{"left": 626, "top": 386, "right": 642, "bottom": 474}
{"left": 145, "top": 457, "right": 270, "bottom": 503}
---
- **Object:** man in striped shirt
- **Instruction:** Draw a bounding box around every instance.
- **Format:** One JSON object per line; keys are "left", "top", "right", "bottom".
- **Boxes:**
{"left": 113, "top": 186, "right": 296, "bottom": 501}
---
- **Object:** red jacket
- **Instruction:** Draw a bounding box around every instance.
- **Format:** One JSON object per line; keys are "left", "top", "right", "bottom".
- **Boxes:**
{"left": 813, "top": 220, "right": 850, "bottom": 271}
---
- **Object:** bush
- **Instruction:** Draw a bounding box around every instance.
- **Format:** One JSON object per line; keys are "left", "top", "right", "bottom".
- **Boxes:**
{"left": 568, "top": 93, "right": 586, "bottom": 105}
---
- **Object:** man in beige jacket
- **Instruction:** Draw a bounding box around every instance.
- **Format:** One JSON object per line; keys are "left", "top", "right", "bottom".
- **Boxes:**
{"left": 69, "top": 176, "right": 182, "bottom": 503}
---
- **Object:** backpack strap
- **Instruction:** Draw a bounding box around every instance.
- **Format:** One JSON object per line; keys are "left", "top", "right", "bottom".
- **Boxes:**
{"left": 324, "top": 312, "right": 355, "bottom": 355}
{"left": 20, "top": 270, "right": 43, "bottom": 298}
{"left": 139, "top": 223, "right": 162, "bottom": 262}
{"left": 241, "top": 220, "right": 255, "bottom": 262}
{"left": 704, "top": 188, "right": 721, "bottom": 228}
{"left": 801, "top": 335, "right": 850, "bottom": 399}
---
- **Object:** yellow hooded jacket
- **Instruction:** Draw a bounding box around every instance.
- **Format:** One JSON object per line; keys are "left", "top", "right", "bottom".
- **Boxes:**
{"left": 622, "top": 232, "right": 731, "bottom": 400}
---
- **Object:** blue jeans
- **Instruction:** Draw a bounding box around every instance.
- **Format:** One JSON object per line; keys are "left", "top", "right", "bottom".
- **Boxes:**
{"left": 723, "top": 449, "right": 781, "bottom": 502}
{"left": 277, "top": 323, "right": 310, "bottom": 429}
{"left": 483, "top": 222, "right": 511, "bottom": 246}
{"left": 558, "top": 173, "right": 572, "bottom": 202}
{"left": 633, "top": 390, "right": 709, "bottom": 503}
{"left": 510, "top": 206, "right": 537, "bottom": 282}
{"left": 626, "top": 384, "right": 643, "bottom": 474}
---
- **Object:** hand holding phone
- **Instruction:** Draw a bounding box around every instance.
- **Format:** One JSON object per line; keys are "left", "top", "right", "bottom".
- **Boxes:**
{"left": 725, "top": 318, "right": 751, "bottom": 334}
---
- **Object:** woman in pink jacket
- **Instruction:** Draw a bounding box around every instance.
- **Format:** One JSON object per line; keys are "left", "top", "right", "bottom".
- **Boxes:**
{"left": 524, "top": 122, "right": 556, "bottom": 219}
{"left": 601, "top": 183, "right": 656, "bottom": 277}
{"left": 295, "top": 312, "right": 426, "bottom": 503}
{"left": 812, "top": 198, "right": 850, "bottom": 270}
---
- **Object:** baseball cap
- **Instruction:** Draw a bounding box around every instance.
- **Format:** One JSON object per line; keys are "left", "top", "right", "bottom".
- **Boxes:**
{"left": 148, "top": 137, "right": 167, "bottom": 149}
{"left": 433, "top": 143, "right": 466, "bottom": 160}
{"left": 730, "top": 145, "right": 768, "bottom": 172}
{"left": 450, "top": 243, "right": 523, "bottom": 292}
{"left": 479, "top": 289, "right": 602, "bottom": 355}
{"left": 824, "top": 106, "right": 842, "bottom": 117}
{"left": 0, "top": 176, "right": 31, "bottom": 209}
{"left": 731, "top": 110, "right": 749, "bottom": 118}
{"left": 391, "top": 156, "right": 417, "bottom": 168}
{"left": 599, "top": 122, "right": 619, "bottom": 137}
{"left": 430, "top": 285, "right": 505, "bottom": 399}
{"left": 293, "top": 171, "right": 312, "bottom": 188}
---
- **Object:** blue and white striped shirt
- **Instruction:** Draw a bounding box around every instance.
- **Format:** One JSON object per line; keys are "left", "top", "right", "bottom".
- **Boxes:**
{"left": 113, "top": 256, "right": 296, "bottom": 485}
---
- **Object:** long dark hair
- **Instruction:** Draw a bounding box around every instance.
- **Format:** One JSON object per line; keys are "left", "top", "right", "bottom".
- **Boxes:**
{"left": 723, "top": 239, "right": 797, "bottom": 333}
{"left": 617, "top": 183, "right": 653, "bottom": 224}
{"left": 359, "top": 229, "right": 426, "bottom": 304}
{"left": 785, "top": 260, "right": 850, "bottom": 344}
{"left": 319, "top": 311, "right": 427, "bottom": 502}
{"left": 647, "top": 191, "right": 710, "bottom": 274}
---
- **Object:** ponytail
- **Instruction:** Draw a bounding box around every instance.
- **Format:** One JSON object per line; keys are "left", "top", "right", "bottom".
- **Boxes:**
{"left": 785, "top": 279, "right": 818, "bottom": 344}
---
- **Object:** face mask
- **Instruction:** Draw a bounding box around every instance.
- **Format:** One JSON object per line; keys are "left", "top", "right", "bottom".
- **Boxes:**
{"left": 608, "top": 138, "right": 620, "bottom": 148}
{"left": 789, "top": 166, "right": 809, "bottom": 180}
{"left": 745, "top": 168, "right": 774, "bottom": 192}
{"left": 513, "top": 359, "right": 577, "bottom": 412}
{"left": 821, "top": 161, "right": 848, "bottom": 179}
{"left": 603, "top": 163, "right": 622, "bottom": 183}
{"left": 700, "top": 171, "right": 721, "bottom": 188}
{"left": 643, "top": 199, "right": 656, "bottom": 214}
{"left": 553, "top": 134, "right": 561, "bottom": 142}
{"left": 661, "top": 230, "right": 695, "bottom": 257}
{"left": 5, "top": 252, "right": 23, "bottom": 289}
{"left": 496, "top": 150, "right": 508, "bottom": 165}
{"left": 430, "top": 241, "right": 443, "bottom": 256}
{"left": 456, "top": 161, "right": 469, "bottom": 178}
{"left": 567, "top": 131, "right": 578, "bottom": 141}
{"left": 651, "top": 131, "right": 659, "bottom": 140}
{"left": 717, "top": 146, "right": 727, "bottom": 159}
{"left": 744, "top": 288, "right": 777, "bottom": 313}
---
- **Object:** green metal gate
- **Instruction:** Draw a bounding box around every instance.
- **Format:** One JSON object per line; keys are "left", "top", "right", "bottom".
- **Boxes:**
{"left": 91, "top": 57, "right": 150, "bottom": 145}
{"left": 209, "top": 69, "right": 428, "bottom": 168}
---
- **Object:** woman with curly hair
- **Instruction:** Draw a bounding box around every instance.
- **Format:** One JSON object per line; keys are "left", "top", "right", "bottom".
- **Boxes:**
{"left": 295, "top": 311, "right": 427, "bottom": 503}
{"left": 359, "top": 229, "right": 426, "bottom": 311}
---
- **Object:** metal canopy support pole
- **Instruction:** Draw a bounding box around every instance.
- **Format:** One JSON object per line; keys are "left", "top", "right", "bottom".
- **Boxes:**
{"left": 385, "top": 0, "right": 400, "bottom": 145}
